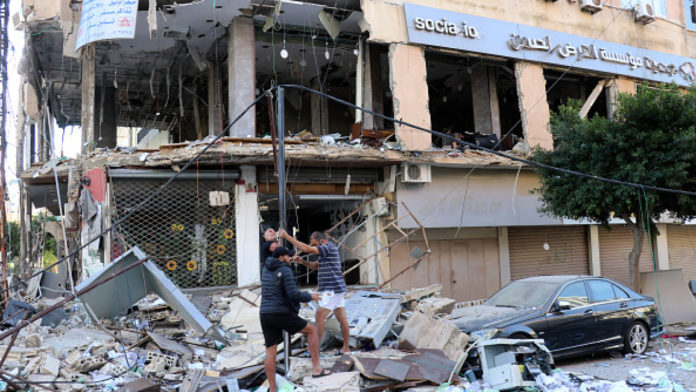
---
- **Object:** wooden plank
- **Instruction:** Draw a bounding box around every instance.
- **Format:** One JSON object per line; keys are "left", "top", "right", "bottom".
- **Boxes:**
{"left": 579, "top": 79, "right": 609, "bottom": 119}
{"left": 331, "top": 355, "right": 354, "bottom": 373}
{"left": 374, "top": 359, "right": 410, "bottom": 382}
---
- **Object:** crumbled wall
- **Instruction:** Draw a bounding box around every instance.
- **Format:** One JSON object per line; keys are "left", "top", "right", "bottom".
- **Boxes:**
{"left": 388, "top": 44, "right": 432, "bottom": 151}
{"left": 514, "top": 62, "right": 553, "bottom": 151}
{"left": 23, "top": 0, "right": 60, "bottom": 21}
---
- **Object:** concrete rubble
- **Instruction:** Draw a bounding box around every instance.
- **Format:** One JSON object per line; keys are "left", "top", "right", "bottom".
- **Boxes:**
{"left": 1, "top": 259, "right": 694, "bottom": 392}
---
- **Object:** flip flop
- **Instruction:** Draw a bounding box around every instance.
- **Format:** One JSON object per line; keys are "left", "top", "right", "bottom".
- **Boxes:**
{"left": 312, "top": 368, "right": 332, "bottom": 378}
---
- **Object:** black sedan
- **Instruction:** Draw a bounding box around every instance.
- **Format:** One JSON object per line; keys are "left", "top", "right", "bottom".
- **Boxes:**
{"left": 447, "top": 275, "right": 662, "bottom": 358}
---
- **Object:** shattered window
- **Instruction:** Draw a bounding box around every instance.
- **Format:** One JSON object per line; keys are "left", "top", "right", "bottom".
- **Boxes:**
{"left": 485, "top": 282, "right": 559, "bottom": 309}
{"left": 557, "top": 282, "right": 589, "bottom": 308}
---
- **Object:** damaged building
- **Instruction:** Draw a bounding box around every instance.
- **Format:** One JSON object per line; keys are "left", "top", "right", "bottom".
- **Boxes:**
{"left": 12, "top": 0, "right": 696, "bottom": 303}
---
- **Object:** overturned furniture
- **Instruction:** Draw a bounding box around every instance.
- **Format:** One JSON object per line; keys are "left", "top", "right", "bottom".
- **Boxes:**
{"left": 76, "top": 247, "right": 227, "bottom": 342}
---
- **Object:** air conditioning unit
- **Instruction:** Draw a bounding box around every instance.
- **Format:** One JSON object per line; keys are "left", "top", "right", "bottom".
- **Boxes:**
{"left": 580, "top": 0, "right": 603, "bottom": 13}
{"left": 402, "top": 163, "right": 432, "bottom": 183}
{"left": 635, "top": 1, "right": 656, "bottom": 24}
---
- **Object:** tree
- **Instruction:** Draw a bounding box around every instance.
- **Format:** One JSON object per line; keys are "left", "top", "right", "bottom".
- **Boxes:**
{"left": 532, "top": 84, "right": 696, "bottom": 290}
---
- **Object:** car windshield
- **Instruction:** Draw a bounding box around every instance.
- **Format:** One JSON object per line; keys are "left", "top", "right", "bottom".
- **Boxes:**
{"left": 485, "top": 282, "right": 560, "bottom": 309}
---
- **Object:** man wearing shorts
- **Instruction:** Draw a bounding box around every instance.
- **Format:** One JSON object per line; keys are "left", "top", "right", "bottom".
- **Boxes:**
{"left": 260, "top": 246, "right": 329, "bottom": 391}
{"left": 279, "top": 229, "right": 350, "bottom": 355}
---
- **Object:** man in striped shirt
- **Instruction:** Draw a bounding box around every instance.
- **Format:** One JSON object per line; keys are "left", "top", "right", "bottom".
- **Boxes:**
{"left": 279, "top": 229, "right": 350, "bottom": 354}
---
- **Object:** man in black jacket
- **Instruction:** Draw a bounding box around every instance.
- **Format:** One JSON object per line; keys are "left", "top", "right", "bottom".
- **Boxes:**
{"left": 260, "top": 247, "right": 330, "bottom": 391}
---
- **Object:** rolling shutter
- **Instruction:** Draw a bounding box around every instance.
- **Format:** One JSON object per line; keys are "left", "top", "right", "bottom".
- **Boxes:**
{"left": 509, "top": 226, "right": 589, "bottom": 281}
{"left": 667, "top": 224, "right": 696, "bottom": 282}
{"left": 389, "top": 238, "right": 500, "bottom": 301}
{"left": 598, "top": 225, "right": 653, "bottom": 287}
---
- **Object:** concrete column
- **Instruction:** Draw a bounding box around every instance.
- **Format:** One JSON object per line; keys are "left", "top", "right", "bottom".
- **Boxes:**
{"left": 607, "top": 77, "right": 637, "bottom": 117}
{"left": 498, "top": 227, "right": 510, "bottom": 286}
{"left": 228, "top": 17, "right": 256, "bottom": 137}
{"left": 362, "top": 43, "right": 375, "bottom": 130}
{"left": 388, "top": 44, "right": 431, "bottom": 151}
{"left": 471, "top": 66, "right": 501, "bottom": 138}
{"left": 655, "top": 223, "right": 670, "bottom": 270}
{"left": 80, "top": 44, "right": 96, "bottom": 154}
{"left": 94, "top": 87, "right": 118, "bottom": 149}
{"left": 588, "top": 225, "right": 601, "bottom": 276}
{"left": 208, "top": 61, "right": 224, "bottom": 136}
{"left": 514, "top": 62, "right": 552, "bottom": 150}
{"left": 235, "top": 165, "right": 261, "bottom": 285}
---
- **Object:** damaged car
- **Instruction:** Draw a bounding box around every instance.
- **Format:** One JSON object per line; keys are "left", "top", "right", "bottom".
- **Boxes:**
{"left": 447, "top": 275, "right": 662, "bottom": 358}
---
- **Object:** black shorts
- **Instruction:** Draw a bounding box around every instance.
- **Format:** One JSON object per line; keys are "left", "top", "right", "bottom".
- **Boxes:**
{"left": 260, "top": 312, "right": 308, "bottom": 348}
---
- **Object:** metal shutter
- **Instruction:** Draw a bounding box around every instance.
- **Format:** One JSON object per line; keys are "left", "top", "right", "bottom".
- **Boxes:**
{"left": 598, "top": 225, "right": 653, "bottom": 287}
{"left": 667, "top": 224, "right": 696, "bottom": 282}
{"left": 509, "top": 226, "right": 589, "bottom": 281}
{"left": 112, "top": 177, "right": 237, "bottom": 288}
{"left": 388, "top": 238, "right": 500, "bottom": 301}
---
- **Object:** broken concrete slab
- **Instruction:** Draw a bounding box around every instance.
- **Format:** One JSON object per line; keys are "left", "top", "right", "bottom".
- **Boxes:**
{"left": 287, "top": 356, "right": 341, "bottom": 383}
{"left": 41, "top": 354, "right": 60, "bottom": 376}
{"left": 400, "top": 284, "right": 442, "bottom": 303}
{"left": 116, "top": 378, "right": 161, "bottom": 392}
{"left": 414, "top": 297, "right": 455, "bottom": 317}
{"left": 398, "top": 312, "right": 469, "bottom": 362}
{"left": 43, "top": 327, "right": 114, "bottom": 357}
{"left": 24, "top": 333, "right": 41, "bottom": 348}
{"left": 147, "top": 332, "right": 192, "bottom": 356}
{"left": 335, "top": 291, "right": 402, "bottom": 348}
{"left": 75, "top": 247, "right": 226, "bottom": 342}
{"left": 302, "top": 371, "right": 360, "bottom": 392}
{"left": 220, "top": 291, "right": 261, "bottom": 334}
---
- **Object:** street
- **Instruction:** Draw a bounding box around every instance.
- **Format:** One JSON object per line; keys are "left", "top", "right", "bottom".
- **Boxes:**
{"left": 556, "top": 337, "right": 696, "bottom": 391}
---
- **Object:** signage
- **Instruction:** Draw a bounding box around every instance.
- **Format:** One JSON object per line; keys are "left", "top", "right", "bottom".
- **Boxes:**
{"left": 405, "top": 3, "right": 696, "bottom": 86}
{"left": 76, "top": 0, "right": 139, "bottom": 51}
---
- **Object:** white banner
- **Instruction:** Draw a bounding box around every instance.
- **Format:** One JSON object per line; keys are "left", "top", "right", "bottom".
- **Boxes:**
{"left": 76, "top": 0, "right": 139, "bottom": 51}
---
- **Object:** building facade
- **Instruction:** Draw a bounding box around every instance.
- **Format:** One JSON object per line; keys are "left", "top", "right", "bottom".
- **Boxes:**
{"left": 14, "top": 0, "right": 696, "bottom": 300}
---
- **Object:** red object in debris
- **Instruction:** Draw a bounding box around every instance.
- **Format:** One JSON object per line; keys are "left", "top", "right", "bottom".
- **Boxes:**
{"left": 84, "top": 168, "right": 106, "bottom": 203}
{"left": 661, "top": 334, "right": 678, "bottom": 339}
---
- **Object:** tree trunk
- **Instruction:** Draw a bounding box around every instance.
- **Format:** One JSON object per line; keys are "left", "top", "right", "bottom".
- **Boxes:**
{"left": 626, "top": 219, "right": 645, "bottom": 291}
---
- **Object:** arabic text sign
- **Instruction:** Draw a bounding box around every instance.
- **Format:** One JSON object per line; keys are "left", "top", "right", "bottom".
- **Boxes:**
{"left": 76, "top": 0, "right": 138, "bottom": 51}
{"left": 405, "top": 3, "right": 696, "bottom": 86}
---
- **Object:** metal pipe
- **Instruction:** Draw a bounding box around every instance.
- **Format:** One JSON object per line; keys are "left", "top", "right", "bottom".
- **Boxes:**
{"left": 277, "top": 87, "right": 291, "bottom": 374}
{"left": 0, "top": 258, "right": 148, "bottom": 341}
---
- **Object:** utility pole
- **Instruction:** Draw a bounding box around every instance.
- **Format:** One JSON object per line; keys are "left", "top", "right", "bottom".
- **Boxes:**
{"left": 0, "top": 0, "right": 10, "bottom": 300}
{"left": 276, "top": 87, "right": 290, "bottom": 374}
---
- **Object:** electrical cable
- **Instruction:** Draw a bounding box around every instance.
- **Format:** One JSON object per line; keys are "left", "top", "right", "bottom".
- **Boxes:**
{"left": 278, "top": 83, "right": 696, "bottom": 197}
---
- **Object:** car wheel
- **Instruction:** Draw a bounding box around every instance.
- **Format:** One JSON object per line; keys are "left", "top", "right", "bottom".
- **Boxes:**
{"left": 624, "top": 322, "right": 648, "bottom": 354}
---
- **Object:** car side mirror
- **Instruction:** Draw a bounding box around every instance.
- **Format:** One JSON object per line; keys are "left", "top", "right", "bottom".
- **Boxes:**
{"left": 551, "top": 300, "right": 571, "bottom": 313}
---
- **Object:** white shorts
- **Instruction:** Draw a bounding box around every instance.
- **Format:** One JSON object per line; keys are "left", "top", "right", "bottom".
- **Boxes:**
{"left": 318, "top": 291, "right": 346, "bottom": 311}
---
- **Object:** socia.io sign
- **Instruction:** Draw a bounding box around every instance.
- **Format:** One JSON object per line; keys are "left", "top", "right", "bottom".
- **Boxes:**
{"left": 405, "top": 3, "right": 696, "bottom": 86}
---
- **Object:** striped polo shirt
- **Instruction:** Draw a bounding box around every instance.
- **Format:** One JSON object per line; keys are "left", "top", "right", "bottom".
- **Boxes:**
{"left": 317, "top": 242, "right": 346, "bottom": 293}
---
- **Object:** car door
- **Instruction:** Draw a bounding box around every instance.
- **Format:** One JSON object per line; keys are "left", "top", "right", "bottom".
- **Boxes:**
{"left": 542, "top": 281, "right": 594, "bottom": 353}
{"left": 586, "top": 279, "right": 626, "bottom": 347}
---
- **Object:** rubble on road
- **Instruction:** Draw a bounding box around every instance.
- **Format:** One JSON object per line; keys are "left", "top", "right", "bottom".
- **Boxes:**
{"left": 2, "top": 252, "right": 693, "bottom": 392}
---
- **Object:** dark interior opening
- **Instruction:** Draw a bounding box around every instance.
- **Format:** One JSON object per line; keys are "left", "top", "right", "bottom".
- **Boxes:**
{"left": 425, "top": 51, "right": 523, "bottom": 150}
{"left": 544, "top": 69, "right": 608, "bottom": 119}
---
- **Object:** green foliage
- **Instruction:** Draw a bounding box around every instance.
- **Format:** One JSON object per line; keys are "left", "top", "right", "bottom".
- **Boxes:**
{"left": 43, "top": 235, "right": 57, "bottom": 268}
{"left": 532, "top": 84, "right": 696, "bottom": 228}
{"left": 7, "top": 221, "right": 19, "bottom": 261}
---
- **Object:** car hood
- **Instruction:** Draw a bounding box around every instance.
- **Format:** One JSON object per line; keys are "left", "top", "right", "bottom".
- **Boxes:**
{"left": 447, "top": 304, "right": 538, "bottom": 332}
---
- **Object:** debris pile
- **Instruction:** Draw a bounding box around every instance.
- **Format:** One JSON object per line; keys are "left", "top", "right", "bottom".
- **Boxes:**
{"left": 2, "top": 251, "right": 695, "bottom": 391}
